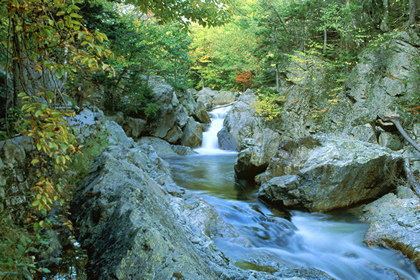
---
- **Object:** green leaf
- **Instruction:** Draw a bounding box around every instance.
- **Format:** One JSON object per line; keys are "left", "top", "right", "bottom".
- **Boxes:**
{"left": 32, "top": 200, "right": 41, "bottom": 207}
{"left": 17, "top": 244, "right": 26, "bottom": 254}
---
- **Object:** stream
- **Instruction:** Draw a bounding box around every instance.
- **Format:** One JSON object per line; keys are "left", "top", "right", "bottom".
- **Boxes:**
{"left": 166, "top": 106, "right": 420, "bottom": 280}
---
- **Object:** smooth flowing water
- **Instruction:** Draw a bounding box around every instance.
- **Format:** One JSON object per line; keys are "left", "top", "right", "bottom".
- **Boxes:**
{"left": 166, "top": 106, "right": 420, "bottom": 280}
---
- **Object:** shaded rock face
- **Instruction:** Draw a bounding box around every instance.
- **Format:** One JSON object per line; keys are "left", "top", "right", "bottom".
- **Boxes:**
{"left": 70, "top": 145, "right": 226, "bottom": 280}
{"left": 256, "top": 135, "right": 404, "bottom": 212}
{"left": 234, "top": 128, "right": 281, "bottom": 180}
{"left": 361, "top": 186, "right": 420, "bottom": 270}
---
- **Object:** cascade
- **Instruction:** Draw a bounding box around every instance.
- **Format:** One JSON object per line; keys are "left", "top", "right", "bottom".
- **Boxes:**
{"left": 195, "top": 105, "right": 235, "bottom": 155}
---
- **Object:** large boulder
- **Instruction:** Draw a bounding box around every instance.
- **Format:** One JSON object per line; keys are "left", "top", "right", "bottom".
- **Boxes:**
{"left": 137, "top": 136, "right": 177, "bottom": 157}
{"left": 234, "top": 128, "right": 281, "bottom": 180}
{"left": 180, "top": 117, "right": 203, "bottom": 148}
{"left": 361, "top": 186, "right": 420, "bottom": 269}
{"left": 70, "top": 144, "right": 224, "bottom": 279}
{"left": 193, "top": 101, "right": 211, "bottom": 124}
{"left": 221, "top": 89, "right": 265, "bottom": 151}
{"left": 196, "top": 87, "right": 216, "bottom": 109}
{"left": 257, "top": 134, "right": 405, "bottom": 212}
{"left": 212, "top": 90, "right": 237, "bottom": 105}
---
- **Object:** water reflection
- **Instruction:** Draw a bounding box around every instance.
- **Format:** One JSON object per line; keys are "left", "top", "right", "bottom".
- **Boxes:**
{"left": 166, "top": 153, "right": 255, "bottom": 201}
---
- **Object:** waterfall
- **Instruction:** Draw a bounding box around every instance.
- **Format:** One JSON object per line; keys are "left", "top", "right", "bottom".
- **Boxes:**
{"left": 195, "top": 106, "right": 235, "bottom": 155}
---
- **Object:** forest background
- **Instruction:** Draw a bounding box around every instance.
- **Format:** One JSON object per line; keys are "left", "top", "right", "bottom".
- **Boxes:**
{"left": 0, "top": 0, "right": 418, "bottom": 278}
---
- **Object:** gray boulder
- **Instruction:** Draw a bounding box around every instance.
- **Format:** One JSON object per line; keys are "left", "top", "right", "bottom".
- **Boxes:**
{"left": 70, "top": 144, "right": 222, "bottom": 279}
{"left": 234, "top": 128, "right": 281, "bottom": 180}
{"left": 124, "top": 117, "right": 146, "bottom": 139}
{"left": 193, "top": 101, "right": 211, "bottom": 124}
{"left": 180, "top": 117, "right": 203, "bottom": 148}
{"left": 222, "top": 90, "right": 265, "bottom": 151}
{"left": 137, "top": 136, "right": 177, "bottom": 157}
{"left": 212, "top": 90, "right": 237, "bottom": 105}
{"left": 196, "top": 87, "right": 216, "bottom": 109}
{"left": 361, "top": 186, "right": 420, "bottom": 269}
{"left": 257, "top": 134, "right": 404, "bottom": 212}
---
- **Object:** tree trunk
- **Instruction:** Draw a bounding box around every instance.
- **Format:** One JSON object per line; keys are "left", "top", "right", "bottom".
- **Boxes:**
{"left": 406, "top": 0, "right": 417, "bottom": 29}
{"left": 380, "top": 0, "right": 390, "bottom": 31}
{"left": 323, "top": 26, "right": 327, "bottom": 55}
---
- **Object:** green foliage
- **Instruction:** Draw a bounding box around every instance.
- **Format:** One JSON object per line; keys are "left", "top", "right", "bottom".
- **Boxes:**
{"left": 189, "top": 0, "right": 260, "bottom": 90}
{"left": 68, "top": 129, "right": 110, "bottom": 183}
{"left": 124, "top": 0, "right": 232, "bottom": 27}
{"left": 252, "top": 88, "right": 285, "bottom": 121}
{"left": 19, "top": 91, "right": 81, "bottom": 213}
{"left": 0, "top": 215, "right": 52, "bottom": 279}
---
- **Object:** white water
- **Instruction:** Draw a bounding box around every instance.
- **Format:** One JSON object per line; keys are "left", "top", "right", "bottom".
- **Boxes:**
{"left": 195, "top": 106, "right": 236, "bottom": 155}
{"left": 166, "top": 110, "right": 420, "bottom": 279}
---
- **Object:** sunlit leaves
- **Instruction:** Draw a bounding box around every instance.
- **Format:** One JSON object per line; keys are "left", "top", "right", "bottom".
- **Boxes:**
{"left": 125, "top": 0, "right": 232, "bottom": 27}
{"left": 19, "top": 91, "right": 81, "bottom": 212}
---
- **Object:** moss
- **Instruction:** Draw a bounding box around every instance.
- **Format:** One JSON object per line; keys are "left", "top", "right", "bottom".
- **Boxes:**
{"left": 234, "top": 261, "right": 278, "bottom": 274}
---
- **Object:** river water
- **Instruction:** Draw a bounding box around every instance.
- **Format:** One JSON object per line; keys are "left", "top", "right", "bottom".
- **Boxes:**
{"left": 166, "top": 106, "right": 420, "bottom": 280}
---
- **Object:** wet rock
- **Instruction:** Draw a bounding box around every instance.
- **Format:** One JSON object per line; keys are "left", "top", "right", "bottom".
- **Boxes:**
{"left": 235, "top": 128, "right": 281, "bottom": 180}
{"left": 361, "top": 186, "right": 420, "bottom": 269}
{"left": 257, "top": 134, "right": 404, "bottom": 212}
{"left": 170, "top": 145, "right": 197, "bottom": 156}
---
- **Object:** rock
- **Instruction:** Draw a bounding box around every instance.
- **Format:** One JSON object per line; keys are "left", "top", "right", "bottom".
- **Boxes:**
{"left": 257, "top": 134, "right": 404, "bottom": 212}
{"left": 164, "top": 125, "right": 183, "bottom": 144}
{"left": 104, "top": 121, "right": 135, "bottom": 148}
{"left": 69, "top": 107, "right": 106, "bottom": 141}
{"left": 235, "top": 128, "right": 281, "bottom": 180}
{"left": 212, "top": 90, "right": 237, "bottom": 105}
{"left": 378, "top": 131, "right": 404, "bottom": 150}
{"left": 150, "top": 109, "right": 176, "bottom": 138}
{"left": 222, "top": 90, "right": 265, "bottom": 151}
{"left": 320, "top": 32, "right": 420, "bottom": 142}
{"left": 170, "top": 145, "right": 197, "bottom": 156}
{"left": 137, "top": 136, "right": 177, "bottom": 157}
{"left": 180, "top": 117, "right": 203, "bottom": 148}
{"left": 71, "top": 145, "right": 219, "bottom": 279}
{"left": 124, "top": 117, "right": 146, "bottom": 139}
{"left": 361, "top": 186, "right": 420, "bottom": 269}
{"left": 193, "top": 101, "right": 211, "bottom": 124}
{"left": 196, "top": 88, "right": 216, "bottom": 109}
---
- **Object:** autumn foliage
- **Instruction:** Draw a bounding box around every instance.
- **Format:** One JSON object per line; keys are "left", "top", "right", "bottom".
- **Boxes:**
{"left": 235, "top": 70, "right": 254, "bottom": 91}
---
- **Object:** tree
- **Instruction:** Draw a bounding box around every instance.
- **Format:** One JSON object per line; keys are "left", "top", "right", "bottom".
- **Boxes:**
{"left": 125, "top": 0, "right": 232, "bottom": 27}
{"left": 189, "top": 0, "right": 260, "bottom": 90}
